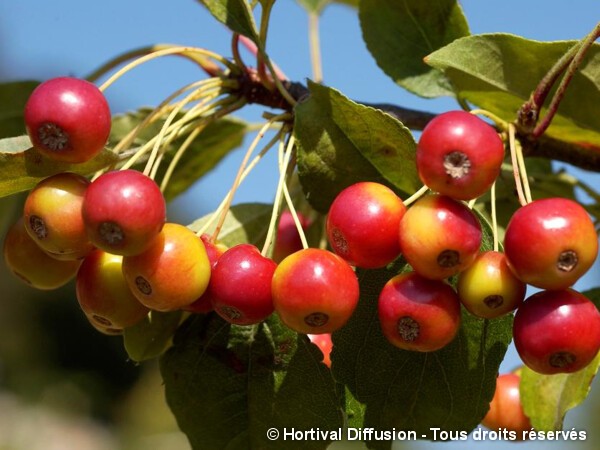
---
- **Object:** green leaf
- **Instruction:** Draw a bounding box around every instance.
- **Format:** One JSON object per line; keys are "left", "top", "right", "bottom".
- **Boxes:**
{"left": 123, "top": 310, "right": 183, "bottom": 362}
{"left": 359, "top": 0, "right": 469, "bottom": 98}
{"left": 294, "top": 82, "right": 419, "bottom": 212}
{"left": 160, "top": 314, "right": 344, "bottom": 449}
{"left": 426, "top": 34, "right": 600, "bottom": 145}
{"left": 110, "top": 111, "right": 247, "bottom": 201}
{"left": 0, "top": 81, "right": 38, "bottom": 138}
{"left": 187, "top": 203, "right": 272, "bottom": 247}
{"left": 0, "top": 136, "right": 120, "bottom": 198}
{"left": 331, "top": 214, "right": 512, "bottom": 448}
{"left": 521, "top": 352, "right": 600, "bottom": 432}
{"left": 197, "top": 0, "right": 259, "bottom": 42}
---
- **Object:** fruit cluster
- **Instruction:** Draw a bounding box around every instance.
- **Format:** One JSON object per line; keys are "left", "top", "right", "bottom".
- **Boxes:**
{"left": 3, "top": 78, "right": 600, "bottom": 382}
{"left": 324, "top": 110, "right": 600, "bottom": 375}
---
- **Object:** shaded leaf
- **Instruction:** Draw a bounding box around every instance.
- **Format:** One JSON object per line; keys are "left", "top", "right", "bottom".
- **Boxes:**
{"left": 426, "top": 34, "right": 600, "bottom": 145}
{"left": 521, "top": 352, "right": 600, "bottom": 432}
{"left": 331, "top": 213, "right": 512, "bottom": 449}
{"left": 123, "top": 310, "right": 183, "bottom": 362}
{"left": 187, "top": 202, "right": 272, "bottom": 247}
{"left": 0, "top": 136, "right": 120, "bottom": 198}
{"left": 160, "top": 314, "right": 344, "bottom": 449}
{"left": 294, "top": 82, "right": 419, "bottom": 212}
{"left": 197, "top": 0, "right": 259, "bottom": 42}
{"left": 360, "top": 0, "right": 469, "bottom": 98}
{"left": 0, "top": 81, "right": 38, "bottom": 137}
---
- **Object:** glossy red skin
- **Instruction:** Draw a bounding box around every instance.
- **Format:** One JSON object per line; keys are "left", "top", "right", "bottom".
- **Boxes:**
{"left": 122, "top": 223, "right": 211, "bottom": 311}
{"left": 183, "top": 234, "right": 227, "bottom": 314}
{"left": 76, "top": 249, "right": 149, "bottom": 329}
{"left": 82, "top": 170, "right": 166, "bottom": 256}
{"left": 3, "top": 218, "right": 81, "bottom": 290}
{"left": 272, "top": 248, "right": 359, "bottom": 334}
{"left": 416, "top": 110, "right": 504, "bottom": 200}
{"left": 327, "top": 182, "right": 406, "bottom": 268}
{"left": 481, "top": 373, "right": 531, "bottom": 436}
{"left": 24, "top": 77, "right": 111, "bottom": 163}
{"left": 378, "top": 272, "right": 461, "bottom": 352}
{"left": 504, "top": 198, "right": 598, "bottom": 290}
{"left": 273, "top": 210, "right": 310, "bottom": 263}
{"left": 398, "top": 194, "right": 482, "bottom": 280}
{"left": 210, "top": 244, "right": 277, "bottom": 325}
{"left": 457, "top": 251, "right": 527, "bottom": 319}
{"left": 23, "top": 172, "right": 94, "bottom": 260}
{"left": 308, "top": 333, "right": 332, "bottom": 368}
{"left": 513, "top": 289, "right": 600, "bottom": 374}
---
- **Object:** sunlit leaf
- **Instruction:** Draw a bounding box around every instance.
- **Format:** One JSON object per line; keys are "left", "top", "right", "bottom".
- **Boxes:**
{"left": 360, "top": 0, "right": 469, "bottom": 97}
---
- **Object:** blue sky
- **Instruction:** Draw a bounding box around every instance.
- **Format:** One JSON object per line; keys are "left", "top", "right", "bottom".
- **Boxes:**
{"left": 1, "top": 1, "right": 599, "bottom": 449}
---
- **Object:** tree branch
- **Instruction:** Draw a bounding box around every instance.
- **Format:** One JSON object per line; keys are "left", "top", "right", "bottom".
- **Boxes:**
{"left": 236, "top": 74, "right": 600, "bottom": 172}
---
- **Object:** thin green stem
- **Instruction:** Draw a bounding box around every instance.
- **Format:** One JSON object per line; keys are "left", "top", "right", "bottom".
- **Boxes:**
{"left": 509, "top": 124, "right": 528, "bottom": 206}
{"left": 403, "top": 185, "right": 429, "bottom": 206}
{"left": 491, "top": 181, "right": 499, "bottom": 252}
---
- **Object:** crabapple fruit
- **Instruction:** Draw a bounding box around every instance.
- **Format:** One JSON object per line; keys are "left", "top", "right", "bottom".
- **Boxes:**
{"left": 24, "top": 77, "right": 111, "bottom": 163}
{"left": 327, "top": 182, "right": 405, "bottom": 268}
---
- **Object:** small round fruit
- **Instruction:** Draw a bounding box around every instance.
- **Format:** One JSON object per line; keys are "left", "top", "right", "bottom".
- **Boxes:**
{"left": 398, "top": 194, "right": 482, "bottom": 280}
{"left": 210, "top": 244, "right": 277, "bottom": 325}
{"left": 513, "top": 289, "right": 600, "bottom": 374}
{"left": 272, "top": 248, "right": 359, "bottom": 334}
{"left": 82, "top": 170, "right": 166, "bottom": 256}
{"left": 308, "top": 333, "right": 333, "bottom": 368}
{"left": 504, "top": 198, "right": 598, "bottom": 290}
{"left": 76, "top": 249, "right": 149, "bottom": 329}
{"left": 416, "top": 110, "right": 504, "bottom": 200}
{"left": 273, "top": 210, "right": 310, "bottom": 263}
{"left": 122, "top": 223, "right": 211, "bottom": 312}
{"left": 24, "top": 77, "right": 111, "bottom": 163}
{"left": 23, "top": 172, "right": 94, "bottom": 260}
{"left": 457, "top": 251, "right": 526, "bottom": 319}
{"left": 378, "top": 271, "right": 461, "bottom": 352}
{"left": 86, "top": 317, "right": 124, "bottom": 336}
{"left": 183, "top": 234, "right": 227, "bottom": 314}
{"left": 327, "top": 182, "right": 406, "bottom": 268}
{"left": 481, "top": 372, "right": 531, "bottom": 436}
{"left": 3, "top": 218, "right": 81, "bottom": 289}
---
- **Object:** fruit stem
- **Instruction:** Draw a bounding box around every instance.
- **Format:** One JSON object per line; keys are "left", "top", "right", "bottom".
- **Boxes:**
{"left": 467, "top": 199, "right": 477, "bottom": 209}
{"left": 195, "top": 127, "right": 286, "bottom": 238}
{"left": 308, "top": 12, "right": 323, "bottom": 83}
{"left": 508, "top": 124, "right": 528, "bottom": 206}
{"left": 98, "top": 46, "right": 236, "bottom": 92}
{"left": 404, "top": 185, "right": 429, "bottom": 206}
{"left": 514, "top": 130, "right": 533, "bottom": 204}
{"left": 469, "top": 109, "right": 509, "bottom": 132}
{"left": 532, "top": 22, "right": 600, "bottom": 138}
{"left": 211, "top": 114, "right": 291, "bottom": 242}
{"left": 261, "top": 132, "right": 296, "bottom": 256}
{"left": 280, "top": 159, "right": 309, "bottom": 250}
{"left": 491, "top": 181, "right": 499, "bottom": 252}
{"left": 159, "top": 125, "right": 204, "bottom": 192}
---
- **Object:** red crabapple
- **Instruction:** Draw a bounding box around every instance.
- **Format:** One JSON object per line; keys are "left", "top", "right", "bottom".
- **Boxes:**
{"left": 416, "top": 110, "right": 504, "bottom": 200}
{"left": 210, "top": 244, "right": 277, "bottom": 325}
{"left": 82, "top": 170, "right": 166, "bottom": 256}
{"left": 3, "top": 218, "right": 81, "bottom": 290}
{"left": 481, "top": 372, "right": 531, "bottom": 437}
{"left": 24, "top": 77, "right": 111, "bottom": 163}
{"left": 398, "top": 194, "right": 482, "bottom": 280}
{"left": 23, "top": 172, "right": 94, "bottom": 260}
{"left": 504, "top": 197, "right": 598, "bottom": 290}
{"left": 378, "top": 271, "right": 461, "bottom": 352}
{"left": 122, "top": 223, "right": 211, "bottom": 311}
{"left": 272, "top": 248, "right": 359, "bottom": 334}
{"left": 513, "top": 289, "right": 600, "bottom": 374}
{"left": 76, "top": 249, "right": 149, "bottom": 329}
{"left": 327, "top": 182, "right": 406, "bottom": 268}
